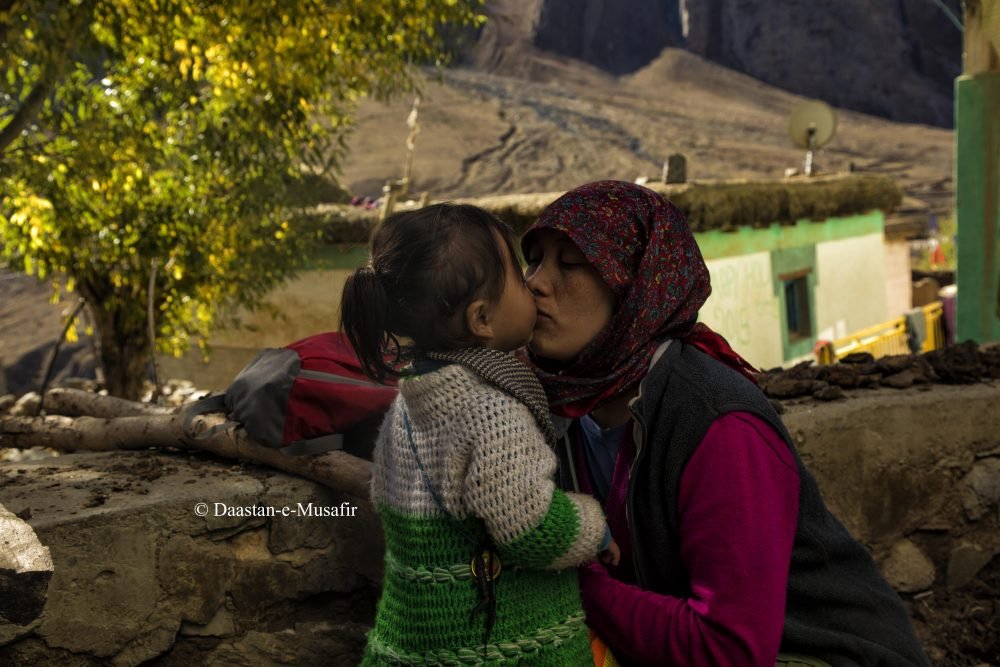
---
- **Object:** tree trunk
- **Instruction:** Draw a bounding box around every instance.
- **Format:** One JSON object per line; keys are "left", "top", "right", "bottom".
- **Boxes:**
{"left": 80, "top": 286, "right": 151, "bottom": 401}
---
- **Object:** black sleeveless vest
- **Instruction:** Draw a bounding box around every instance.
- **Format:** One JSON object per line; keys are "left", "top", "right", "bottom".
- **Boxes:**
{"left": 561, "top": 343, "right": 931, "bottom": 666}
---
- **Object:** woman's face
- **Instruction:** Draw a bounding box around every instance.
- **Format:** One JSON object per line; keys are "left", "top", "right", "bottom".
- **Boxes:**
{"left": 523, "top": 229, "right": 616, "bottom": 362}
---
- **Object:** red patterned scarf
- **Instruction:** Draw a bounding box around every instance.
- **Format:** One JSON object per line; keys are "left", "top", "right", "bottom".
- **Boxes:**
{"left": 520, "top": 181, "right": 757, "bottom": 417}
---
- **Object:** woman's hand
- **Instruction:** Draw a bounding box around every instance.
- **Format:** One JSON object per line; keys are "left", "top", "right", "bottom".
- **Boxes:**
{"left": 599, "top": 538, "right": 620, "bottom": 567}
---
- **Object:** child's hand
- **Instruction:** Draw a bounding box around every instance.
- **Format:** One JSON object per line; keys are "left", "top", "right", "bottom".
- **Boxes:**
{"left": 599, "top": 538, "right": 620, "bottom": 567}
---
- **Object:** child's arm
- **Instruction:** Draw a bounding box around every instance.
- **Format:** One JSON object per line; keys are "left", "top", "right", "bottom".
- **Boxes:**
{"left": 461, "top": 396, "right": 607, "bottom": 570}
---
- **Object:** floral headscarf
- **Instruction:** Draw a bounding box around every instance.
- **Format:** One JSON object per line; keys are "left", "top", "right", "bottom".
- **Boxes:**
{"left": 521, "top": 180, "right": 757, "bottom": 417}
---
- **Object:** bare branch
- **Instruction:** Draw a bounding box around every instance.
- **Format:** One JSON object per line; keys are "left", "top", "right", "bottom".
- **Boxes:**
{"left": 37, "top": 298, "right": 87, "bottom": 415}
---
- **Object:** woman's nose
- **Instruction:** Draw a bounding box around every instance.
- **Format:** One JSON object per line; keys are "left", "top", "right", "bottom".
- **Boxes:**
{"left": 525, "top": 265, "right": 550, "bottom": 297}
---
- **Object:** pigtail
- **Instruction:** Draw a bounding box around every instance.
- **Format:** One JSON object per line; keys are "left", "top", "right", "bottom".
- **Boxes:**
{"left": 341, "top": 265, "right": 398, "bottom": 383}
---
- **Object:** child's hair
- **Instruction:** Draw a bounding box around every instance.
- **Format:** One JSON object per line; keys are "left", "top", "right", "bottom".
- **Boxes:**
{"left": 341, "top": 202, "right": 521, "bottom": 382}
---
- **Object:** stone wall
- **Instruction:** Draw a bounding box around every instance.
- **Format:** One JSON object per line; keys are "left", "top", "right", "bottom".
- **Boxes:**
{"left": 0, "top": 454, "right": 381, "bottom": 666}
{"left": 1, "top": 381, "right": 998, "bottom": 665}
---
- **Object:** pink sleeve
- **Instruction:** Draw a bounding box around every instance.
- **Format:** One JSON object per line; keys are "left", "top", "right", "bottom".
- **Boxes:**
{"left": 579, "top": 412, "right": 800, "bottom": 666}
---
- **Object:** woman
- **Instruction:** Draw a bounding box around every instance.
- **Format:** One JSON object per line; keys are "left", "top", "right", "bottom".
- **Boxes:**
{"left": 520, "top": 181, "right": 931, "bottom": 666}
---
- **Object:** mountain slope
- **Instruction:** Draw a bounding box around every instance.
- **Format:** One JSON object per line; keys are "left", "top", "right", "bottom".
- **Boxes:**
{"left": 340, "top": 48, "right": 952, "bottom": 214}
{"left": 471, "top": 0, "right": 962, "bottom": 127}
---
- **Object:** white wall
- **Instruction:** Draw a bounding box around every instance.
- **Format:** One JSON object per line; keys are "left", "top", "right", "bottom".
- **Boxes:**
{"left": 815, "top": 233, "right": 891, "bottom": 340}
{"left": 701, "top": 252, "right": 784, "bottom": 369}
{"left": 884, "top": 239, "right": 913, "bottom": 318}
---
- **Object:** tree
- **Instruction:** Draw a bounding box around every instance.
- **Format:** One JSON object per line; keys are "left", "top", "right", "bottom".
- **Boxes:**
{"left": 0, "top": 0, "right": 483, "bottom": 399}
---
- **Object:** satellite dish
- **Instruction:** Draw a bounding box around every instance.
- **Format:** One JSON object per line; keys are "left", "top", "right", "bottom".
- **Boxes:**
{"left": 788, "top": 100, "right": 837, "bottom": 176}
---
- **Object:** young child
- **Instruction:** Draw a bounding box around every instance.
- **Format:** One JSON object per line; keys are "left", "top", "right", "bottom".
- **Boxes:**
{"left": 341, "top": 203, "right": 617, "bottom": 665}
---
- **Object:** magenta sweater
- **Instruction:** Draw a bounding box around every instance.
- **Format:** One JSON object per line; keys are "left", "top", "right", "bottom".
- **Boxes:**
{"left": 577, "top": 412, "right": 801, "bottom": 666}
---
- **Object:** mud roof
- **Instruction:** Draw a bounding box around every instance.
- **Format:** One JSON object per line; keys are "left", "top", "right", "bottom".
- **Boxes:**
{"left": 310, "top": 173, "right": 903, "bottom": 243}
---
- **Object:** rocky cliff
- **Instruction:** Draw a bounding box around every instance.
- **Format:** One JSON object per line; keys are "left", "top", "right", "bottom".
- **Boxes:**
{"left": 473, "top": 0, "right": 962, "bottom": 127}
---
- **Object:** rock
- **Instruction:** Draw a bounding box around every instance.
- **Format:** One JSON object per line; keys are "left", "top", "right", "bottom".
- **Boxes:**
{"left": 782, "top": 361, "right": 822, "bottom": 380}
{"left": 979, "top": 344, "right": 1000, "bottom": 379}
{"left": 818, "top": 364, "right": 864, "bottom": 388}
{"left": 876, "top": 355, "right": 917, "bottom": 374}
{"left": 202, "top": 622, "right": 369, "bottom": 667}
{"left": 0, "top": 502, "right": 53, "bottom": 643}
{"left": 946, "top": 542, "right": 995, "bottom": 589}
{"left": 179, "top": 606, "right": 235, "bottom": 638}
{"left": 881, "top": 539, "right": 935, "bottom": 593}
{"left": 0, "top": 393, "right": 16, "bottom": 415}
{"left": 840, "top": 352, "right": 875, "bottom": 365}
{"left": 925, "top": 341, "right": 986, "bottom": 383}
{"left": 961, "top": 458, "right": 1000, "bottom": 521}
{"left": 880, "top": 369, "right": 920, "bottom": 389}
{"left": 812, "top": 384, "right": 845, "bottom": 401}
{"left": 761, "top": 377, "right": 816, "bottom": 399}
{"left": 857, "top": 374, "right": 884, "bottom": 389}
{"left": 0, "top": 638, "right": 98, "bottom": 667}
{"left": 876, "top": 355, "right": 936, "bottom": 382}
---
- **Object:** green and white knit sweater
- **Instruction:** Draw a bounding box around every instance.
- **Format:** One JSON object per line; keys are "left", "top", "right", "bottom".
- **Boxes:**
{"left": 361, "top": 363, "right": 606, "bottom": 666}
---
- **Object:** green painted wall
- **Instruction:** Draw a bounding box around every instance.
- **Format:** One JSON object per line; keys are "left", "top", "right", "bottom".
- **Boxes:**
{"left": 770, "top": 246, "right": 819, "bottom": 361}
{"left": 696, "top": 212, "right": 884, "bottom": 261}
{"left": 956, "top": 72, "right": 1000, "bottom": 343}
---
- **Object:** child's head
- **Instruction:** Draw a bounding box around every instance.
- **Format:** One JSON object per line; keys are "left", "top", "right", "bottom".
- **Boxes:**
{"left": 341, "top": 203, "right": 536, "bottom": 381}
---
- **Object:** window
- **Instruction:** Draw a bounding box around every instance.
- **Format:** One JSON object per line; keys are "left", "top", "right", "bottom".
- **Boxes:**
{"left": 771, "top": 246, "right": 817, "bottom": 362}
{"left": 783, "top": 275, "right": 812, "bottom": 341}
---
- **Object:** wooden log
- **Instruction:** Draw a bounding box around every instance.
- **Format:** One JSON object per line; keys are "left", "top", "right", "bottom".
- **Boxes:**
{"left": 0, "top": 413, "right": 372, "bottom": 499}
{"left": 0, "top": 503, "right": 53, "bottom": 629}
{"left": 40, "top": 387, "right": 173, "bottom": 418}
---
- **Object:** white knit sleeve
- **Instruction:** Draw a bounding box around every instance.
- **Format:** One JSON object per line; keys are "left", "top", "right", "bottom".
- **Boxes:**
{"left": 460, "top": 391, "right": 606, "bottom": 570}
